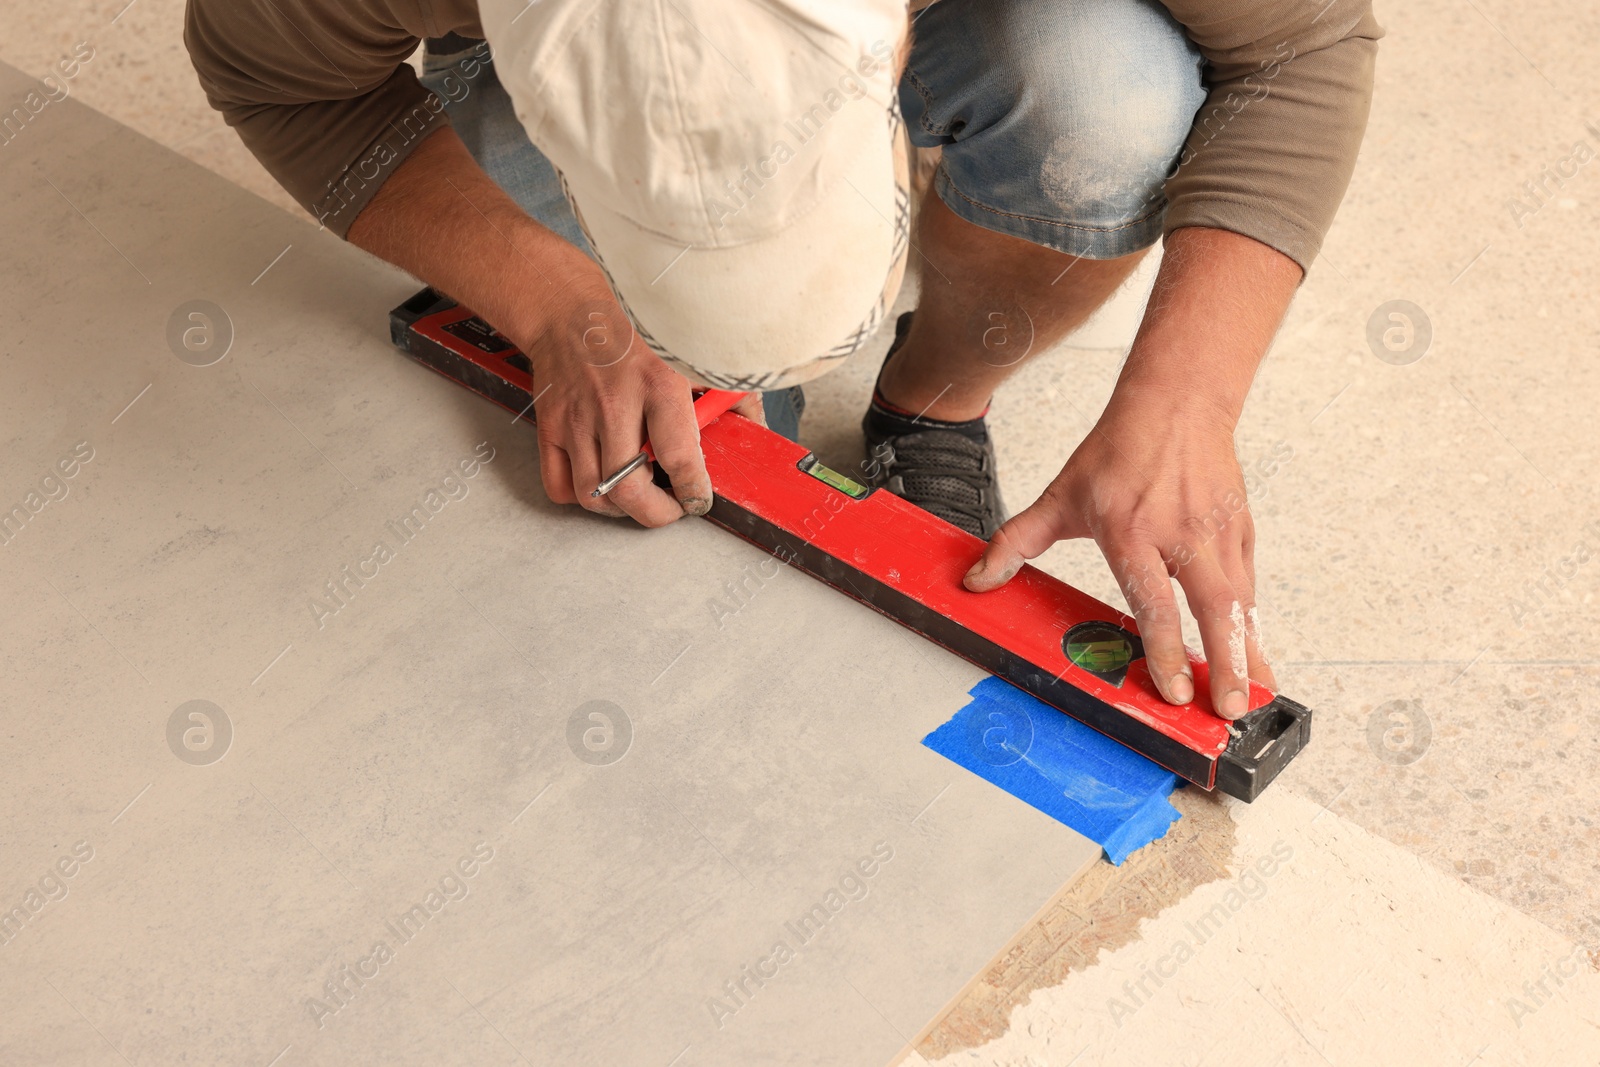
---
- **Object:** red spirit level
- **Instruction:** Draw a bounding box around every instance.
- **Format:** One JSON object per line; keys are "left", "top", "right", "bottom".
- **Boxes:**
{"left": 390, "top": 290, "right": 1311, "bottom": 801}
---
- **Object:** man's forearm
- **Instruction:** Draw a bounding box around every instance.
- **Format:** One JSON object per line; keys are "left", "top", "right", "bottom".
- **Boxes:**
{"left": 347, "top": 125, "right": 583, "bottom": 347}
{"left": 1117, "top": 226, "right": 1303, "bottom": 427}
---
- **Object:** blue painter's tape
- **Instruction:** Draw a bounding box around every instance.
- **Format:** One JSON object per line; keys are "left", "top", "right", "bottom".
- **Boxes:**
{"left": 922, "top": 676, "right": 1182, "bottom": 865}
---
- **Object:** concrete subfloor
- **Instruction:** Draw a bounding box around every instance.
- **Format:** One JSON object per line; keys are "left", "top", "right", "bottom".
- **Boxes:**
{"left": 3, "top": 0, "right": 1599, "bottom": 1062}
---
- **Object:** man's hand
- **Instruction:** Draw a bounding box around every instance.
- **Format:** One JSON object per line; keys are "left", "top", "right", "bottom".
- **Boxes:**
{"left": 516, "top": 249, "right": 716, "bottom": 526}
{"left": 962, "top": 227, "right": 1303, "bottom": 718}
{"left": 965, "top": 389, "right": 1273, "bottom": 717}
{"left": 350, "top": 127, "right": 752, "bottom": 526}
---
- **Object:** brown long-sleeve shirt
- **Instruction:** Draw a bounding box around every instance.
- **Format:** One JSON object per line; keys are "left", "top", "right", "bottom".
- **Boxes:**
{"left": 184, "top": 0, "right": 1380, "bottom": 271}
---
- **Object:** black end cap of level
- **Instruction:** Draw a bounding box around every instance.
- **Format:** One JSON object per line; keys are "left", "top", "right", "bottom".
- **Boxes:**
{"left": 1215, "top": 696, "right": 1312, "bottom": 802}
{"left": 389, "top": 287, "right": 451, "bottom": 348}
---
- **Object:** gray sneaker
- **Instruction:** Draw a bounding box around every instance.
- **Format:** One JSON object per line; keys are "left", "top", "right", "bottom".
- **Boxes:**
{"left": 861, "top": 313, "right": 1008, "bottom": 540}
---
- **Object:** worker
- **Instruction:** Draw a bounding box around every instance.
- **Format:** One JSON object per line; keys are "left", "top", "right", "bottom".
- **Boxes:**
{"left": 185, "top": 0, "right": 1380, "bottom": 719}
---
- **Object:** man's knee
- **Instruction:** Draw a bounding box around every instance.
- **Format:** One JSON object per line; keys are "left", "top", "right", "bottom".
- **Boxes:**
{"left": 908, "top": 0, "right": 1205, "bottom": 235}
{"left": 998, "top": 0, "right": 1204, "bottom": 218}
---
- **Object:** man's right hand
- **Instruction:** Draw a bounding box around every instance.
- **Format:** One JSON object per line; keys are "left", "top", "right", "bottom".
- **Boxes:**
{"left": 349, "top": 127, "right": 741, "bottom": 527}
{"left": 520, "top": 255, "right": 716, "bottom": 525}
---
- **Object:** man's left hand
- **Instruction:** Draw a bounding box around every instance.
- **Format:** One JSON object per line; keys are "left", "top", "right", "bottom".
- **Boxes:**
{"left": 963, "top": 386, "right": 1275, "bottom": 719}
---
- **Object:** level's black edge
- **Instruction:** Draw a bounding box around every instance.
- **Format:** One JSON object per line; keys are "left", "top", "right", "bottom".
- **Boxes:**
{"left": 1216, "top": 696, "right": 1312, "bottom": 802}
{"left": 390, "top": 286, "right": 451, "bottom": 344}
{"left": 703, "top": 493, "right": 1222, "bottom": 791}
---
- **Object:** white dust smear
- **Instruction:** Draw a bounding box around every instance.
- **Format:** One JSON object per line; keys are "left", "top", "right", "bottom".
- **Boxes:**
{"left": 1227, "top": 600, "right": 1248, "bottom": 679}
{"left": 1245, "top": 604, "right": 1269, "bottom": 665}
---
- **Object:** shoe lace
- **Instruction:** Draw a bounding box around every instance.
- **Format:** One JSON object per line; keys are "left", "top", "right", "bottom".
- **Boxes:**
{"left": 870, "top": 431, "right": 996, "bottom": 536}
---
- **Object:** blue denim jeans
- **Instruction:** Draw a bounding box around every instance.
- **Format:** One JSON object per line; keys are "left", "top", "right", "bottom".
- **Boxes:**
{"left": 902, "top": 0, "right": 1205, "bottom": 259}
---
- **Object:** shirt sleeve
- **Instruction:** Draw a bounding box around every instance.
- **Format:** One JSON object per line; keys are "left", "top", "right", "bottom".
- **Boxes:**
{"left": 1159, "top": 0, "right": 1383, "bottom": 272}
{"left": 183, "top": 0, "right": 453, "bottom": 237}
